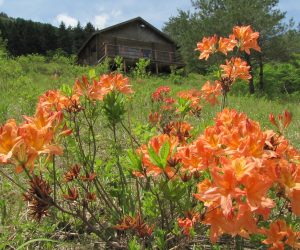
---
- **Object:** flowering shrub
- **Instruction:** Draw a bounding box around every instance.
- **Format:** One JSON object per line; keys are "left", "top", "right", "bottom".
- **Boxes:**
{"left": 1, "top": 26, "right": 300, "bottom": 249}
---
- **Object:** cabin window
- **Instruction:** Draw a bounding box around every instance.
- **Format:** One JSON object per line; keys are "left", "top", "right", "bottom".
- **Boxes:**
{"left": 142, "top": 49, "right": 152, "bottom": 59}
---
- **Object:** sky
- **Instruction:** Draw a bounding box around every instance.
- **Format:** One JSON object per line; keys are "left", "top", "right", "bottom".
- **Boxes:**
{"left": 0, "top": 0, "right": 299, "bottom": 30}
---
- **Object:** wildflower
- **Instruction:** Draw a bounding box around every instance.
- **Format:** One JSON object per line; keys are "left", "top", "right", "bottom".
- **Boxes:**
{"left": 135, "top": 134, "right": 178, "bottom": 178}
{"left": 261, "top": 220, "right": 300, "bottom": 249}
{"left": 220, "top": 57, "right": 251, "bottom": 82}
{"left": 283, "top": 110, "right": 292, "bottom": 128}
{"left": 201, "top": 80, "right": 222, "bottom": 105}
{"left": 0, "top": 119, "right": 20, "bottom": 164}
{"left": 148, "top": 112, "right": 161, "bottom": 126}
{"left": 99, "top": 73, "right": 133, "bottom": 95}
{"left": 163, "top": 121, "right": 192, "bottom": 145}
{"left": 151, "top": 86, "right": 171, "bottom": 102}
{"left": 18, "top": 124, "right": 63, "bottom": 157}
{"left": 233, "top": 26, "right": 261, "bottom": 54}
{"left": 178, "top": 210, "right": 200, "bottom": 236}
{"left": 218, "top": 35, "right": 237, "bottom": 55}
{"left": 177, "top": 89, "right": 202, "bottom": 114}
{"left": 196, "top": 35, "right": 218, "bottom": 60}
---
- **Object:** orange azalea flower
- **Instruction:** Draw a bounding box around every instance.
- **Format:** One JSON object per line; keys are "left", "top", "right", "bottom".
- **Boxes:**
{"left": 74, "top": 73, "right": 133, "bottom": 101}
{"left": 269, "top": 110, "right": 292, "bottom": 132}
{"left": 218, "top": 35, "right": 237, "bottom": 55}
{"left": 283, "top": 110, "right": 292, "bottom": 128}
{"left": 163, "top": 121, "right": 192, "bottom": 145}
{"left": 38, "top": 90, "right": 71, "bottom": 113}
{"left": 18, "top": 124, "right": 63, "bottom": 157}
{"left": 261, "top": 220, "right": 299, "bottom": 250}
{"left": 0, "top": 119, "right": 20, "bottom": 164}
{"left": 196, "top": 35, "right": 218, "bottom": 60}
{"left": 243, "top": 173, "right": 274, "bottom": 210}
{"left": 24, "top": 108, "right": 64, "bottom": 133}
{"left": 201, "top": 80, "right": 222, "bottom": 105}
{"left": 135, "top": 134, "right": 178, "bottom": 178}
{"left": 13, "top": 141, "right": 38, "bottom": 173}
{"left": 178, "top": 210, "right": 200, "bottom": 236}
{"left": 87, "top": 80, "right": 111, "bottom": 101}
{"left": 74, "top": 76, "right": 109, "bottom": 101}
{"left": 291, "top": 189, "right": 300, "bottom": 216}
{"left": 148, "top": 112, "right": 161, "bottom": 126}
{"left": 177, "top": 89, "right": 202, "bottom": 114}
{"left": 177, "top": 143, "right": 205, "bottom": 173}
{"left": 220, "top": 57, "right": 251, "bottom": 82}
{"left": 73, "top": 75, "right": 90, "bottom": 96}
{"left": 233, "top": 25, "right": 261, "bottom": 54}
{"left": 151, "top": 86, "right": 171, "bottom": 102}
{"left": 99, "top": 73, "right": 133, "bottom": 95}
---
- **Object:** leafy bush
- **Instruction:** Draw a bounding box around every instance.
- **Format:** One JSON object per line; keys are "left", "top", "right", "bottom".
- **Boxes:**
{"left": 133, "top": 58, "right": 150, "bottom": 78}
{"left": 262, "top": 55, "right": 300, "bottom": 98}
{"left": 114, "top": 56, "right": 124, "bottom": 73}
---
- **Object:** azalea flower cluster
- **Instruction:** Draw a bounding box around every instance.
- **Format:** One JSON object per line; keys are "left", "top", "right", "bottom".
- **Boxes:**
{"left": 0, "top": 91, "right": 70, "bottom": 173}
{"left": 0, "top": 72, "right": 132, "bottom": 222}
{"left": 148, "top": 83, "right": 222, "bottom": 126}
{"left": 0, "top": 73, "right": 132, "bottom": 173}
{"left": 196, "top": 26, "right": 260, "bottom": 101}
{"left": 135, "top": 108, "right": 300, "bottom": 248}
{"left": 74, "top": 73, "right": 133, "bottom": 101}
{"left": 196, "top": 25, "right": 260, "bottom": 60}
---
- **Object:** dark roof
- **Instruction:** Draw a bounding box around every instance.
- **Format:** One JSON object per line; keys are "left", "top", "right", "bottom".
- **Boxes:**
{"left": 77, "top": 16, "right": 175, "bottom": 55}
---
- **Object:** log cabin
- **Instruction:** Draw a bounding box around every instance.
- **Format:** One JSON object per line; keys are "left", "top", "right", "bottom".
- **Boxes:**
{"left": 77, "top": 17, "right": 184, "bottom": 73}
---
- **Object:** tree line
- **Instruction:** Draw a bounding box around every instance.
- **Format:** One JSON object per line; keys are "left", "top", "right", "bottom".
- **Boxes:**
{"left": 0, "top": 12, "right": 96, "bottom": 56}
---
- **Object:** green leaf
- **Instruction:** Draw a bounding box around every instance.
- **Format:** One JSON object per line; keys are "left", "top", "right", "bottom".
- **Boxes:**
{"left": 128, "top": 151, "right": 142, "bottom": 171}
{"left": 159, "top": 141, "right": 170, "bottom": 168}
{"left": 17, "top": 238, "right": 60, "bottom": 250}
{"left": 89, "top": 69, "right": 96, "bottom": 79}
{"left": 148, "top": 146, "right": 163, "bottom": 168}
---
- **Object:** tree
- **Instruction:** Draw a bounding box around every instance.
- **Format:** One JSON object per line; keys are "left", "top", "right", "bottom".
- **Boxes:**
{"left": 57, "top": 22, "right": 72, "bottom": 54}
{"left": 164, "top": 0, "right": 291, "bottom": 93}
{"left": 84, "top": 22, "right": 96, "bottom": 35}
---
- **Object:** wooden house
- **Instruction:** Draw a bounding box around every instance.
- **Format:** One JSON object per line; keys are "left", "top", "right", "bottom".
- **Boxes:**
{"left": 77, "top": 17, "right": 184, "bottom": 73}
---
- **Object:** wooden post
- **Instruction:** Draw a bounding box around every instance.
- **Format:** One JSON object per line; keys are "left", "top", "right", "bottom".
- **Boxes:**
{"left": 123, "top": 60, "right": 127, "bottom": 74}
{"left": 156, "top": 63, "right": 159, "bottom": 74}
{"left": 96, "top": 36, "right": 99, "bottom": 62}
{"left": 104, "top": 43, "right": 107, "bottom": 56}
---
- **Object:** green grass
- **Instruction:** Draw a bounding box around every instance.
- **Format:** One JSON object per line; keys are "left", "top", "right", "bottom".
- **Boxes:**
{"left": 0, "top": 54, "right": 300, "bottom": 248}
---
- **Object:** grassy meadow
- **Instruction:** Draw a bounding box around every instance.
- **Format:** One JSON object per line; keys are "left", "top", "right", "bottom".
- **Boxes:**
{"left": 0, "top": 54, "right": 300, "bottom": 248}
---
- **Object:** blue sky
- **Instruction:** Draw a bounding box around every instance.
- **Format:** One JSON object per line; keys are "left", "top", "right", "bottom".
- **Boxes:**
{"left": 0, "top": 0, "right": 299, "bottom": 30}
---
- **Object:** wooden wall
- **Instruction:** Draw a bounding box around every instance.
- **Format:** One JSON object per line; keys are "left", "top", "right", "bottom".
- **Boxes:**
{"left": 78, "top": 20, "right": 177, "bottom": 66}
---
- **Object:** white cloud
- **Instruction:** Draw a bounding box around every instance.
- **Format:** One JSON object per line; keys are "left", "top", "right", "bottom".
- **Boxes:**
{"left": 55, "top": 13, "right": 78, "bottom": 27}
{"left": 0, "top": 0, "right": 4, "bottom": 7}
{"left": 93, "top": 14, "right": 109, "bottom": 29}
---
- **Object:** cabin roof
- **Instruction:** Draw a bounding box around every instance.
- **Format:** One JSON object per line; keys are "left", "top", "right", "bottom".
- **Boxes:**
{"left": 77, "top": 16, "right": 175, "bottom": 55}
